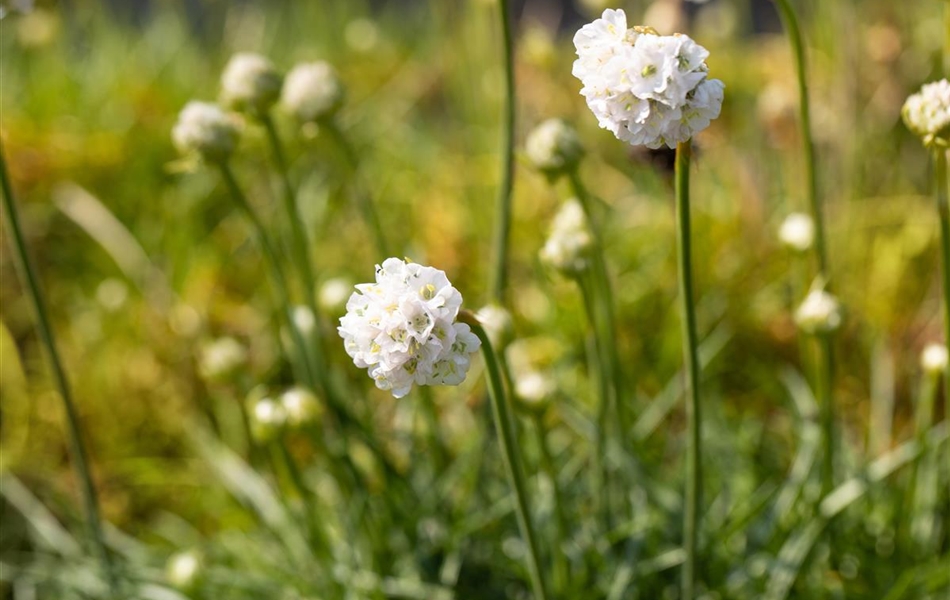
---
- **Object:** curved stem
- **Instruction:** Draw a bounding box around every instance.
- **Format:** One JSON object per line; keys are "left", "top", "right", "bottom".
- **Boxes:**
{"left": 0, "top": 143, "right": 119, "bottom": 596}
{"left": 460, "top": 311, "right": 550, "bottom": 600}
{"left": 934, "top": 147, "right": 950, "bottom": 509}
{"left": 322, "top": 119, "right": 390, "bottom": 258}
{"left": 774, "top": 0, "right": 827, "bottom": 275}
{"left": 489, "top": 0, "right": 516, "bottom": 304}
{"left": 675, "top": 140, "right": 702, "bottom": 600}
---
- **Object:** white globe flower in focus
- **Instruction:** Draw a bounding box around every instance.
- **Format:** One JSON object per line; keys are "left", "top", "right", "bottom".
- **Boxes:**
{"left": 778, "top": 212, "right": 815, "bottom": 252}
{"left": 338, "top": 258, "right": 481, "bottom": 398}
{"left": 172, "top": 101, "right": 240, "bottom": 162}
{"left": 572, "top": 9, "right": 724, "bottom": 149}
{"left": 220, "top": 52, "right": 283, "bottom": 116}
{"left": 540, "top": 199, "right": 593, "bottom": 276}
{"left": 921, "top": 343, "right": 949, "bottom": 375}
{"left": 525, "top": 118, "right": 584, "bottom": 177}
{"left": 281, "top": 61, "right": 345, "bottom": 123}
{"left": 902, "top": 79, "right": 950, "bottom": 147}
{"left": 795, "top": 288, "right": 842, "bottom": 335}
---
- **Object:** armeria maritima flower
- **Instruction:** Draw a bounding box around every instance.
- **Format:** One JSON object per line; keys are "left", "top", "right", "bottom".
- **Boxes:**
{"left": 572, "top": 8, "right": 724, "bottom": 149}
{"left": 338, "top": 258, "right": 480, "bottom": 398}
{"left": 902, "top": 79, "right": 950, "bottom": 148}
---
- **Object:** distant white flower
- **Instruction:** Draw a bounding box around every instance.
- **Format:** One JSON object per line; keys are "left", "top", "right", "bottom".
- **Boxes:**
{"left": 795, "top": 288, "right": 842, "bottom": 334}
{"left": 572, "top": 9, "right": 724, "bottom": 148}
{"left": 281, "top": 61, "right": 345, "bottom": 123}
{"left": 292, "top": 305, "right": 316, "bottom": 335}
{"left": 172, "top": 101, "right": 240, "bottom": 161}
{"left": 476, "top": 303, "right": 515, "bottom": 350}
{"left": 902, "top": 79, "right": 950, "bottom": 147}
{"left": 515, "top": 370, "right": 555, "bottom": 408}
{"left": 198, "top": 336, "right": 247, "bottom": 381}
{"left": 280, "top": 386, "right": 322, "bottom": 427}
{"left": 540, "top": 199, "right": 593, "bottom": 276}
{"left": 338, "top": 258, "right": 481, "bottom": 398}
{"left": 166, "top": 550, "right": 203, "bottom": 591}
{"left": 319, "top": 277, "right": 354, "bottom": 314}
{"left": 0, "top": 0, "right": 33, "bottom": 19}
{"left": 525, "top": 119, "right": 584, "bottom": 176}
{"left": 921, "top": 343, "right": 948, "bottom": 375}
{"left": 778, "top": 212, "right": 815, "bottom": 252}
{"left": 220, "top": 53, "right": 283, "bottom": 115}
{"left": 249, "top": 396, "right": 287, "bottom": 442}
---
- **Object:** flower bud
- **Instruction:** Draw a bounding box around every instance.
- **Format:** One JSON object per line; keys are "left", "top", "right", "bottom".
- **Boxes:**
{"left": 476, "top": 303, "right": 515, "bottom": 350}
{"left": 198, "top": 336, "right": 247, "bottom": 382}
{"left": 795, "top": 288, "right": 842, "bottom": 335}
{"left": 280, "top": 386, "right": 323, "bottom": 428}
{"left": 525, "top": 119, "right": 584, "bottom": 178}
{"left": 172, "top": 101, "right": 240, "bottom": 162}
{"left": 921, "top": 343, "right": 949, "bottom": 375}
{"left": 319, "top": 277, "right": 353, "bottom": 315}
{"left": 220, "top": 53, "right": 283, "bottom": 116}
{"left": 540, "top": 199, "right": 593, "bottom": 276}
{"left": 902, "top": 79, "right": 950, "bottom": 148}
{"left": 166, "top": 549, "right": 204, "bottom": 591}
{"left": 249, "top": 396, "right": 287, "bottom": 443}
{"left": 281, "top": 61, "right": 345, "bottom": 123}
{"left": 778, "top": 212, "right": 814, "bottom": 253}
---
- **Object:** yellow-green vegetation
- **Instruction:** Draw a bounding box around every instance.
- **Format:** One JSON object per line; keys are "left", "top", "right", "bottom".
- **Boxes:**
{"left": 1, "top": 1, "right": 948, "bottom": 598}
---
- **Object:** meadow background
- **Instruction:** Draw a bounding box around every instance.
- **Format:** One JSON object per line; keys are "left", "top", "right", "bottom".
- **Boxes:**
{"left": 1, "top": 0, "right": 948, "bottom": 598}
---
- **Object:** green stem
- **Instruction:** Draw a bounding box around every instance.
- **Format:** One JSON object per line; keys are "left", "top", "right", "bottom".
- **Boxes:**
{"left": 817, "top": 335, "right": 835, "bottom": 497}
{"left": 216, "top": 161, "right": 318, "bottom": 392}
{"left": 675, "top": 140, "right": 702, "bottom": 600}
{"left": 460, "top": 311, "right": 550, "bottom": 600}
{"left": 934, "top": 147, "right": 950, "bottom": 509}
{"left": 774, "top": 0, "right": 827, "bottom": 275}
{"left": 532, "top": 414, "right": 570, "bottom": 591}
{"left": 489, "top": 0, "right": 516, "bottom": 304}
{"left": 322, "top": 119, "right": 390, "bottom": 258}
{"left": 418, "top": 386, "right": 446, "bottom": 473}
{"left": 0, "top": 143, "right": 119, "bottom": 596}
{"left": 276, "top": 440, "right": 329, "bottom": 556}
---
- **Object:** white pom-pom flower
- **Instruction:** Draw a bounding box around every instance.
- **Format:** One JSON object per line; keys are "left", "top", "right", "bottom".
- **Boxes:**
{"left": 172, "top": 101, "right": 240, "bottom": 161}
{"left": 338, "top": 258, "right": 481, "bottom": 398}
{"left": 525, "top": 118, "right": 584, "bottom": 177}
{"left": 795, "top": 288, "right": 842, "bottom": 335}
{"left": 220, "top": 52, "right": 283, "bottom": 115}
{"left": 902, "top": 79, "right": 950, "bottom": 147}
{"left": 281, "top": 61, "right": 345, "bottom": 123}
{"left": 572, "top": 9, "right": 724, "bottom": 149}
{"left": 540, "top": 199, "right": 593, "bottom": 276}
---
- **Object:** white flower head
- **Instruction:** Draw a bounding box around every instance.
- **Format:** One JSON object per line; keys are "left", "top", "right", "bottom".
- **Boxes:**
{"left": 220, "top": 53, "right": 283, "bottom": 116}
{"left": 525, "top": 118, "right": 585, "bottom": 177}
{"left": 338, "top": 258, "right": 481, "bottom": 398}
{"left": 280, "top": 386, "right": 323, "bottom": 427}
{"left": 778, "top": 212, "right": 815, "bottom": 253}
{"left": 166, "top": 550, "right": 204, "bottom": 591}
{"left": 540, "top": 199, "right": 593, "bottom": 276}
{"left": 172, "top": 101, "right": 240, "bottom": 162}
{"left": 572, "top": 9, "right": 723, "bottom": 148}
{"left": 281, "top": 61, "right": 345, "bottom": 123}
{"left": 198, "top": 336, "right": 247, "bottom": 381}
{"left": 903, "top": 79, "right": 950, "bottom": 148}
{"left": 795, "top": 288, "right": 842, "bottom": 335}
{"left": 921, "top": 343, "right": 949, "bottom": 375}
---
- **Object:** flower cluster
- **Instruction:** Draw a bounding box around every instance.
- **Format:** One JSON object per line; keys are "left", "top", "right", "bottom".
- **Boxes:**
{"left": 902, "top": 79, "right": 950, "bottom": 148}
{"left": 540, "top": 199, "right": 593, "bottom": 276}
{"left": 572, "top": 9, "right": 724, "bottom": 149}
{"left": 338, "top": 258, "right": 481, "bottom": 398}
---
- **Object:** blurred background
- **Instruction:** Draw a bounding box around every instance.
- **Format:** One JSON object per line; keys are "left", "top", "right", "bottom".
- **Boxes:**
{"left": 0, "top": 0, "right": 946, "bottom": 596}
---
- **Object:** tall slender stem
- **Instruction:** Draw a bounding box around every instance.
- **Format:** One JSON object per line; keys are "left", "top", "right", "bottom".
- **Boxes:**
{"left": 774, "top": 0, "right": 827, "bottom": 274}
{"left": 934, "top": 147, "right": 950, "bottom": 507}
{"left": 489, "top": 0, "right": 516, "bottom": 304}
{"left": 532, "top": 414, "right": 569, "bottom": 591}
{"left": 675, "top": 140, "right": 702, "bottom": 600}
{"left": 216, "top": 161, "right": 318, "bottom": 392}
{"left": 0, "top": 143, "right": 118, "bottom": 596}
{"left": 322, "top": 119, "right": 389, "bottom": 258}
{"left": 460, "top": 312, "right": 550, "bottom": 600}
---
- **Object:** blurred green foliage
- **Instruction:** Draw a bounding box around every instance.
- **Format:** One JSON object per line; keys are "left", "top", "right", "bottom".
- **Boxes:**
{"left": 1, "top": 0, "right": 949, "bottom": 598}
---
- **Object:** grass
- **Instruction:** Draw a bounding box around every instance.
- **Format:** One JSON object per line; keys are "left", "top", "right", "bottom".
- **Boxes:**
{"left": 1, "top": 0, "right": 948, "bottom": 598}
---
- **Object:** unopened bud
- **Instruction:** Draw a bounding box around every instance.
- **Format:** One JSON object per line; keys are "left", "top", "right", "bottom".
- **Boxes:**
{"left": 525, "top": 118, "right": 584, "bottom": 178}
{"left": 540, "top": 199, "right": 592, "bottom": 276}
